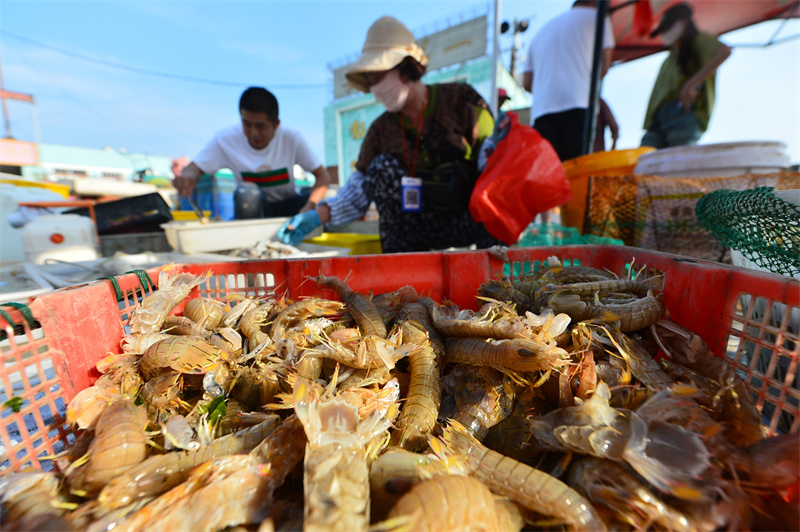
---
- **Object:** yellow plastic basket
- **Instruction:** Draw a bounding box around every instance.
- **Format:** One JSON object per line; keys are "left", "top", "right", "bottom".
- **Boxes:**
{"left": 303, "top": 233, "right": 382, "bottom": 255}
{"left": 172, "top": 210, "right": 212, "bottom": 221}
{"left": 561, "top": 147, "right": 655, "bottom": 233}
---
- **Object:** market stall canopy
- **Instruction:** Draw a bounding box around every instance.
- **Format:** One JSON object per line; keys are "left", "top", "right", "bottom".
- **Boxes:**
{"left": 610, "top": 0, "right": 800, "bottom": 62}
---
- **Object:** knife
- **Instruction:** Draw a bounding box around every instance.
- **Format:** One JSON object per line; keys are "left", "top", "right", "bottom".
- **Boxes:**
{"left": 186, "top": 196, "right": 209, "bottom": 224}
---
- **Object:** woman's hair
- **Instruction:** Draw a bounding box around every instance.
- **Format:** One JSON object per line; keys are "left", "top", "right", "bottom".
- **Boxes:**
{"left": 239, "top": 87, "right": 279, "bottom": 123}
{"left": 396, "top": 56, "right": 427, "bottom": 83}
{"left": 676, "top": 18, "right": 699, "bottom": 76}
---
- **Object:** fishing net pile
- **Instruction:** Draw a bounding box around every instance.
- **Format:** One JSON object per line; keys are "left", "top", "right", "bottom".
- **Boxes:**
{"left": 583, "top": 172, "right": 800, "bottom": 262}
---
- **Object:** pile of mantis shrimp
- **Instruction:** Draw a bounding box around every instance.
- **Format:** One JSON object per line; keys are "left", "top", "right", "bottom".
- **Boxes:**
{"left": 1, "top": 257, "right": 798, "bottom": 532}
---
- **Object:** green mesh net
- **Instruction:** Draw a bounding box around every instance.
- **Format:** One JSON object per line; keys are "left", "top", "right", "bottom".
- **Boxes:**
{"left": 696, "top": 187, "right": 800, "bottom": 276}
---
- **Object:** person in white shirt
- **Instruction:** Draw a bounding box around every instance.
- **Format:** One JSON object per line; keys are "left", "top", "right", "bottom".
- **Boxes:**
{"left": 521, "top": 0, "right": 615, "bottom": 161}
{"left": 173, "top": 87, "right": 330, "bottom": 218}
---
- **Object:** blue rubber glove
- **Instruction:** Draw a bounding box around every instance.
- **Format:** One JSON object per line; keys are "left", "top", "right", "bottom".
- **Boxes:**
{"left": 277, "top": 209, "right": 321, "bottom": 246}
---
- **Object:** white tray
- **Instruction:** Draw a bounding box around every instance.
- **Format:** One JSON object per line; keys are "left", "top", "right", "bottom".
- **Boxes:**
{"left": 161, "top": 218, "right": 318, "bottom": 254}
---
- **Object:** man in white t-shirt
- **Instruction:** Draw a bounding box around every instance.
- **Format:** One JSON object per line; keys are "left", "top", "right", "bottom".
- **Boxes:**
{"left": 174, "top": 87, "right": 330, "bottom": 219}
{"left": 522, "top": 0, "right": 615, "bottom": 161}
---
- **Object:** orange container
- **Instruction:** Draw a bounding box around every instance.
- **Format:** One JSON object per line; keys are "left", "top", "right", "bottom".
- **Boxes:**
{"left": 1, "top": 246, "right": 798, "bottom": 472}
{"left": 560, "top": 147, "right": 655, "bottom": 232}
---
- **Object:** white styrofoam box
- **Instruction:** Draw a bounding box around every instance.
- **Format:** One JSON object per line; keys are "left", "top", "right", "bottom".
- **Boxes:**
{"left": 634, "top": 141, "right": 790, "bottom": 177}
{"left": 22, "top": 214, "right": 100, "bottom": 264}
{"left": 160, "top": 218, "right": 323, "bottom": 254}
{"left": 1, "top": 184, "right": 66, "bottom": 263}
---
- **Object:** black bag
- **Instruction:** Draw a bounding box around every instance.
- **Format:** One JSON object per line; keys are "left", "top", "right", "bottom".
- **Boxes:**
{"left": 416, "top": 160, "right": 477, "bottom": 212}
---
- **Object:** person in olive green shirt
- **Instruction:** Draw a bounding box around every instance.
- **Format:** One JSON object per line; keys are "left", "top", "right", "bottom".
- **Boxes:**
{"left": 642, "top": 3, "right": 732, "bottom": 148}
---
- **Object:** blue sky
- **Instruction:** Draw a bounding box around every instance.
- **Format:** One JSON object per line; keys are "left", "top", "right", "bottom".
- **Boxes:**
{"left": 2, "top": 0, "right": 799, "bottom": 167}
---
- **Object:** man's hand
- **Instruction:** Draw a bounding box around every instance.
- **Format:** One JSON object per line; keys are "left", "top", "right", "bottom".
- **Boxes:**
{"left": 678, "top": 44, "right": 732, "bottom": 112}
{"left": 173, "top": 174, "right": 198, "bottom": 198}
{"left": 172, "top": 162, "right": 203, "bottom": 198}
{"left": 679, "top": 84, "right": 699, "bottom": 112}
{"left": 277, "top": 209, "right": 321, "bottom": 246}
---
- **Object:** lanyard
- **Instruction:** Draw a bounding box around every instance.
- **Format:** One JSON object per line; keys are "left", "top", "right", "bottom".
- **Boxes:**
{"left": 400, "top": 111, "right": 425, "bottom": 178}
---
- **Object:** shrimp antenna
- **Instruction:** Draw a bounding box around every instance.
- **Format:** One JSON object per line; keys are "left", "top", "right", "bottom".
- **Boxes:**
{"left": 299, "top": 274, "right": 316, "bottom": 290}
{"left": 272, "top": 277, "right": 289, "bottom": 295}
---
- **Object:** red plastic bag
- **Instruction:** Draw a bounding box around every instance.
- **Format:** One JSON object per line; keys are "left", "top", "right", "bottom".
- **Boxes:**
{"left": 469, "top": 112, "right": 573, "bottom": 245}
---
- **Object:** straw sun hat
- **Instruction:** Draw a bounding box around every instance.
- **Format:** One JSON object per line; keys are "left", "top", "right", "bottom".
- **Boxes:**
{"left": 345, "top": 16, "right": 428, "bottom": 93}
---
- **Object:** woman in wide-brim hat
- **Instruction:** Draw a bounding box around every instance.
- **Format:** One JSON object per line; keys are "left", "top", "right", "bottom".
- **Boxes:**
{"left": 641, "top": 2, "right": 732, "bottom": 148}
{"left": 279, "top": 16, "right": 500, "bottom": 253}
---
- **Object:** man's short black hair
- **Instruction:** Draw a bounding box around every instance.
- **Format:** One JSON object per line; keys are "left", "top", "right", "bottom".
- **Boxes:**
{"left": 239, "top": 87, "right": 279, "bottom": 123}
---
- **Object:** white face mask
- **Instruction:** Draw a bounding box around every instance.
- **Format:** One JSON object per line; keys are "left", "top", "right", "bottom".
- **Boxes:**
{"left": 370, "top": 69, "right": 410, "bottom": 113}
{"left": 661, "top": 20, "right": 686, "bottom": 46}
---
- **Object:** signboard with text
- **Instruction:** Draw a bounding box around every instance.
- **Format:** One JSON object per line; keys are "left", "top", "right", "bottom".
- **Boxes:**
{"left": 418, "top": 16, "right": 487, "bottom": 72}
{"left": 0, "top": 139, "right": 39, "bottom": 166}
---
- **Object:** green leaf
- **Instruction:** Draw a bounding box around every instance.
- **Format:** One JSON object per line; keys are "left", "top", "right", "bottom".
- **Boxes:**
{"left": 198, "top": 394, "right": 224, "bottom": 415}
{"left": 4, "top": 396, "right": 24, "bottom": 413}
{"left": 207, "top": 397, "right": 227, "bottom": 426}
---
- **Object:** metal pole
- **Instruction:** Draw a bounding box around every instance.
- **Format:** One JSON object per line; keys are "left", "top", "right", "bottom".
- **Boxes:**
{"left": 509, "top": 18, "right": 517, "bottom": 78}
{"left": 582, "top": 0, "right": 609, "bottom": 155}
{"left": 31, "top": 100, "right": 41, "bottom": 146}
{"left": 0, "top": 53, "right": 13, "bottom": 139}
{"left": 490, "top": 0, "right": 502, "bottom": 118}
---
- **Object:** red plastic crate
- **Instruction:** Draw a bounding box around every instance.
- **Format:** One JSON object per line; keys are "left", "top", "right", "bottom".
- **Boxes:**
{"left": 1, "top": 246, "right": 798, "bottom": 472}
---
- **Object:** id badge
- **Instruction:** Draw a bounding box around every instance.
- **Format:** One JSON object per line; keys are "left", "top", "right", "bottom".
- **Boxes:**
{"left": 401, "top": 176, "right": 422, "bottom": 212}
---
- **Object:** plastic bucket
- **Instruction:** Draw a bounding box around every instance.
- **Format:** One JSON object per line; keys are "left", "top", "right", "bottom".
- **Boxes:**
{"left": 214, "top": 191, "right": 235, "bottom": 221}
{"left": 180, "top": 174, "right": 235, "bottom": 221}
{"left": 561, "top": 148, "right": 655, "bottom": 232}
{"left": 214, "top": 171, "right": 236, "bottom": 221}
{"left": 633, "top": 141, "right": 790, "bottom": 177}
{"left": 303, "top": 233, "right": 382, "bottom": 255}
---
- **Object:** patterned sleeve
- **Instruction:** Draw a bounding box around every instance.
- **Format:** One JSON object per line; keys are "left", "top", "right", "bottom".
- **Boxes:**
{"left": 318, "top": 171, "right": 372, "bottom": 226}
